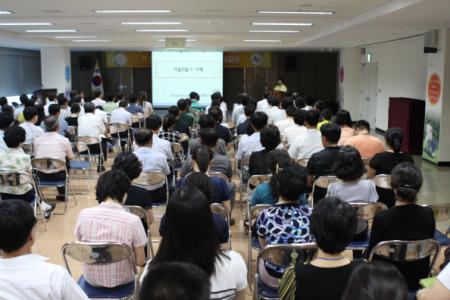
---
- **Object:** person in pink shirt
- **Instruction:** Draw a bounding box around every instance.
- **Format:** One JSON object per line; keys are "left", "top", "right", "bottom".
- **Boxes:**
{"left": 344, "top": 120, "right": 385, "bottom": 158}
{"left": 335, "top": 110, "right": 355, "bottom": 145}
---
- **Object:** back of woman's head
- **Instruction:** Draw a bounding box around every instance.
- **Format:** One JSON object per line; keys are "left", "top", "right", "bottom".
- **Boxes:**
{"left": 271, "top": 165, "right": 307, "bottom": 201}
{"left": 163, "top": 114, "right": 177, "bottom": 131}
{"left": 391, "top": 162, "right": 422, "bottom": 202}
{"left": 310, "top": 197, "right": 356, "bottom": 254}
{"left": 153, "top": 185, "right": 220, "bottom": 276}
{"left": 266, "top": 149, "right": 293, "bottom": 175}
{"left": 385, "top": 127, "right": 404, "bottom": 154}
{"left": 342, "top": 262, "right": 408, "bottom": 300}
{"left": 184, "top": 172, "right": 213, "bottom": 201}
{"left": 192, "top": 145, "right": 213, "bottom": 173}
{"left": 96, "top": 170, "right": 131, "bottom": 203}
{"left": 260, "top": 125, "right": 281, "bottom": 151}
{"left": 334, "top": 146, "right": 365, "bottom": 181}
{"left": 335, "top": 109, "right": 353, "bottom": 127}
{"left": 112, "top": 152, "right": 143, "bottom": 181}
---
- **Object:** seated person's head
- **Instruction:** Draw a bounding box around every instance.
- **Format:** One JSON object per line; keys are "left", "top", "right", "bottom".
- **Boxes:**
{"left": 285, "top": 106, "right": 296, "bottom": 118}
{"left": 335, "top": 109, "right": 353, "bottom": 127}
{"left": 304, "top": 110, "right": 320, "bottom": 128}
{"left": 139, "top": 262, "right": 210, "bottom": 300}
{"left": 250, "top": 112, "right": 268, "bottom": 131}
{"left": 305, "top": 95, "right": 315, "bottom": 107}
{"left": 134, "top": 128, "right": 153, "bottom": 147}
{"left": 320, "top": 108, "right": 333, "bottom": 121}
{"left": 70, "top": 103, "right": 81, "bottom": 115}
{"left": 44, "top": 116, "right": 59, "bottom": 132}
{"left": 184, "top": 172, "right": 213, "bottom": 200}
{"left": 341, "top": 262, "right": 408, "bottom": 300}
{"left": 162, "top": 114, "right": 177, "bottom": 132}
{"left": 84, "top": 102, "right": 96, "bottom": 113}
{"left": 391, "top": 162, "right": 422, "bottom": 203}
{"left": 0, "top": 96, "right": 8, "bottom": 107}
{"left": 333, "top": 146, "right": 365, "bottom": 182}
{"left": 266, "top": 149, "right": 293, "bottom": 174}
{"left": 94, "top": 91, "right": 102, "bottom": 99}
{"left": 168, "top": 106, "right": 179, "bottom": 117}
{"left": 112, "top": 153, "right": 143, "bottom": 181}
{"left": 211, "top": 91, "right": 222, "bottom": 103}
{"left": 177, "top": 99, "right": 188, "bottom": 112}
{"left": 293, "top": 109, "right": 305, "bottom": 126}
{"left": 57, "top": 94, "right": 68, "bottom": 107}
{"left": 0, "top": 200, "right": 37, "bottom": 255}
{"left": 199, "top": 128, "right": 219, "bottom": 148}
{"left": 311, "top": 197, "right": 356, "bottom": 254}
{"left": 240, "top": 93, "right": 251, "bottom": 106}
{"left": 314, "top": 100, "right": 326, "bottom": 112}
{"left": 118, "top": 100, "right": 128, "bottom": 108}
{"left": 146, "top": 114, "right": 163, "bottom": 131}
{"left": 192, "top": 145, "right": 213, "bottom": 173}
{"left": 20, "top": 94, "right": 29, "bottom": 105}
{"left": 48, "top": 103, "right": 61, "bottom": 116}
{"left": 105, "top": 93, "right": 114, "bottom": 102}
{"left": 198, "top": 114, "right": 216, "bottom": 129}
{"left": 385, "top": 127, "right": 404, "bottom": 153}
{"left": 128, "top": 94, "right": 138, "bottom": 104}
{"left": 72, "top": 95, "right": 82, "bottom": 104}
{"left": 23, "top": 107, "right": 39, "bottom": 123}
{"left": 4, "top": 125, "right": 26, "bottom": 148}
{"left": 320, "top": 123, "right": 341, "bottom": 146}
{"left": 294, "top": 96, "right": 305, "bottom": 109}
{"left": 260, "top": 125, "right": 280, "bottom": 151}
{"left": 355, "top": 120, "right": 370, "bottom": 134}
{"left": 281, "top": 97, "right": 293, "bottom": 110}
{"left": 96, "top": 170, "right": 131, "bottom": 204}
{"left": 272, "top": 165, "right": 307, "bottom": 202}
{"left": 208, "top": 106, "right": 222, "bottom": 123}
{"left": 190, "top": 91, "right": 200, "bottom": 101}
{"left": 267, "top": 96, "right": 279, "bottom": 107}
{"left": 244, "top": 103, "right": 256, "bottom": 118}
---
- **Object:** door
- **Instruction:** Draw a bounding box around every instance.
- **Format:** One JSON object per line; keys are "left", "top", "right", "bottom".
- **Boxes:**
{"left": 360, "top": 63, "right": 378, "bottom": 127}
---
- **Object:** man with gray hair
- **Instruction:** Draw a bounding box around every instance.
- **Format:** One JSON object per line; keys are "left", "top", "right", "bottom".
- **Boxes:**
{"left": 34, "top": 116, "right": 74, "bottom": 201}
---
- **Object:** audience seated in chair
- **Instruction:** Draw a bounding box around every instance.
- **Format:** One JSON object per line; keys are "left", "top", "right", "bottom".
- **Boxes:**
{"left": 367, "top": 162, "right": 435, "bottom": 290}
{"left": 256, "top": 91, "right": 271, "bottom": 113}
{"left": 280, "top": 197, "right": 363, "bottom": 300}
{"left": 127, "top": 94, "right": 144, "bottom": 115}
{"left": 110, "top": 100, "right": 132, "bottom": 127}
{"left": 236, "top": 111, "right": 268, "bottom": 161}
{"left": 283, "top": 109, "right": 306, "bottom": 147}
{"left": 189, "top": 114, "right": 227, "bottom": 155}
{"left": 335, "top": 109, "right": 355, "bottom": 145}
{"left": 274, "top": 105, "right": 296, "bottom": 136}
{"left": 48, "top": 103, "right": 69, "bottom": 137}
{"left": 148, "top": 185, "right": 247, "bottom": 300}
{"left": 176, "top": 98, "right": 195, "bottom": 129}
{"left": 74, "top": 170, "right": 147, "bottom": 288}
{"left": 417, "top": 262, "right": 450, "bottom": 300}
{"left": 344, "top": 120, "right": 385, "bottom": 159}
{"left": 208, "top": 106, "right": 232, "bottom": 145}
{"left": 288, "top": 110, "right": 323, "bottom": 160}
{"left": 0, "top": 200, "right": 89, "bottom": 300}
{"left": 266, "top": 96, "right": 284, "bottom": 124}
{"left": 237, "top": 103, "right": 256, "bottom": 136}
{"left": 20, "top": 107, "right": 44, "bottom": 145}
{"left": 145, "top": 114, "right": 174, "bottom": 161}
{"left": 65, "top": 103, "right": 80, "bottom": 127}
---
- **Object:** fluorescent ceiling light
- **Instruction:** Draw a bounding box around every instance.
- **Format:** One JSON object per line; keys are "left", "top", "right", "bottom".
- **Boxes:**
{"left": 242, "top": 39, "right": 281, "bottom": 43}
{"left": 252, "top": 22, "right": 312, "bottom": 26}
{"left": 249, "top": 30, "right": 300, "bottom": 33}
{"left": 258, "top": 10, "right": 333, "bottom": 15}
{"left": 95, "top": 9, "right": 171, "bottom": 14}
{"left": 55, "top": 35, "right": 97, "bottom": 39}
{"left": 0, "top": 11, "right": 13, "bottom": 15}
{"left": 72, "top": 39, "right": 111, "bottom": 42}
{"left": 122, "top": 22, "right": 181, "bottom": 25}
{"left": 0, "top": 22, "right": 52, "bottom": 26}
{"left": 26, "top": 29, "right": 78, "bottom": 33}
{"left": 157, "top": 39, "right": 196, "bottom": 42}
{"left": 136, "top": 29, "right": 188, "bottom": 32}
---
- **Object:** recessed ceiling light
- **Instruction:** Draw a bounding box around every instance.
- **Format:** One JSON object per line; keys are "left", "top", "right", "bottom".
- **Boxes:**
{"left": 136, "top": 29, "right": 188, "bottom": 32}
{"left": 0, "top": 11, "right": 13, "bottom": 15}
{"left": 121, "top": 22, "right": 181, "bottom": 25}
{"left": 55, "top": 35, "right": 97, "bottom": 39}
{"left": 252, "top": 22, "right": 312, "bottom": 26}
{"left": 95, "top": 9, "right": 171, "bottom": 14}
{"left": 242, "top": 39, "right": 281, "bottom": 43}
{"left": 249, "top": 30, "right": 300, "bottom": 33}
{"left": 258, "top": 10, "right": 333, "bottom": 15}
{"left": 72, "top": 39, "right": 111, "bottom": 42}
{"left": 0, "top": 22, "right": 53, "bottom": 26}
{"left": 157, "top": 39, "right": 196, "bottom": 42}
{"left": 26, "top": 29, "right": 78, "bottom": 33}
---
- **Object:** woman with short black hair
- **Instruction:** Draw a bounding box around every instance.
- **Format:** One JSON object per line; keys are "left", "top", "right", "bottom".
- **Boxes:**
{"left": 335, "top": 109, "right": 355, "bottom": 145}
{"left": 249, "top": 124, "right": 284, "bottom": 176}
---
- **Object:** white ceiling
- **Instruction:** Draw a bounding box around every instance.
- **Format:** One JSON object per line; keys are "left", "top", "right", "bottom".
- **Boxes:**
{"left": 0, "top": 0, "right": 448, "bottom": 50}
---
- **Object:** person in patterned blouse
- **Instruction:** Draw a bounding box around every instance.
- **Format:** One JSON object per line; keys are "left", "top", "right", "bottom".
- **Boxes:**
{"left": 159, "top": 114, "right": 182, "bottom": 143}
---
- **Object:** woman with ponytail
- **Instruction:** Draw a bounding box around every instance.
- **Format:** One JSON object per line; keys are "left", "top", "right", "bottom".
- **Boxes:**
{"left": 367, "top": 162, "right": 435, "bottom": 290}
{"left": 368, "top": 127, "right": 414, "bottom": 178}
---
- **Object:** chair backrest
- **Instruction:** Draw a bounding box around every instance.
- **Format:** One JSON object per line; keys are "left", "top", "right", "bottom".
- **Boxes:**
{"left": 368, "top": 239, "right": 440, "bottom": 275}
{"left": 247, "top": 174, "right": 272, "bottom": 190}
{"left": 133, "top": 171, "right": 167, "bottom": 188}
{"left": 124, "top": 205, "right": 149, "bottom": 227}
{"left": 61, "top": 241, "right": 137, "bottom": 275}
{"left": 76, "top": 136, "right": 101, "bottom": 146}
{"left": 171, "top": 142, "right": 184, "bottom": 155}
{"left": 75, "top": 141, "right": 90, "bottom": 154}
{"left": 422, "top": 203, "right": 450, "bottom": 222}
{"left": 67, "top": 126, "right": 77, "bottom": 137}
{"left": 310, "top": 175, "right": 338, "bottom": 205}
{"left": 350, "top": 202, "right": 388, "bottom": 231}
{"left": 110, "top": 123, "right": 129, "bottom": 133}
{"left": 296, "top": 158, "right": 309, "bottom": 167}
{"left": 0, "top": 172, "right": 32, "bottom": 187}
{"left": 22, "top": 144, "right": 34, "bottom": 155}
{"left": 31, "top": 158, "right": 66, "bottom": 174}
{"left": 208, "top": 171, "right": 229, "bottom": 182}
{"left": 210, "top": 203, "right": 231, "bottom": 250}
{"left": 373, "top": 174, "right": 392, "bottom": 189}
{"left": 257, "top": 243, "right": 317, "bottom": 270}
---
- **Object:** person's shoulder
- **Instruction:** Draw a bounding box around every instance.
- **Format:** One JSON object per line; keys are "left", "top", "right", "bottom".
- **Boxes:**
{"left": 223, "top": 250, "right": 246, "bottom": 268}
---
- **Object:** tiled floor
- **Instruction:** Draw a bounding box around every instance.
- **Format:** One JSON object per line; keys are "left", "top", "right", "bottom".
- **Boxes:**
{"left": 32, "top": 154, "right": 450, "bottom": 299}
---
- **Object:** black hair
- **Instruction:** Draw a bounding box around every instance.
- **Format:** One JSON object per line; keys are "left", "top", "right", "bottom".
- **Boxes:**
{"left": 139, "top": 262, "right": 210, "bottom": 300}
{"left": 168, "top": 106, "right": 179, "bottom": 117}
{"left": 198, "top": 114, "right": 216, "bottom": 129}
{"left": 151, "top": 185, "right": 223, "bottom": 276}
{"left": 48, "top": 103, "right": 61, "bottom": 116}
{"left": 47, "top": 92, "right": 57, "bottom": 102}
{"left": 342, "top": 262, "right": 408, "bottom": 300}
{"left": 3, "top": 125, "right": 26, "bottom": 148}
{"left": 57, "top": 93, "right": 68, "bottom": 106}
{"left": 285, "top": 106, "right": 296, "bottom": 118}
{"left": 294, "top": 96, "right": 305, "bottom": 109}
{"left": 271, "top": 165, "right": 307, "bottom": 201}
{"left": 320, "top": 123, "right": 341, "bottom": 144}
{"left": 118, "top": 100, "right": 128, "bottom": 108}
{"left": 320, "top": 108, "right": 333, "bottom": 121}
{"left": 210, "top": 92, "right": 222, "bottom": 102}
{"left": 70, "top": 90, "right": 79, "bottom": 100}
{"left": 184, "top": 172, "right": 214, "bottom": 201}
{"left": 260, "top": 125, "right": 281, "bottom": 151}
{"left": 138, "top": 91, "right": 148, "bottom": 104}
{"left": 333, "top": 146, "right": 365, "bottom": 181}
{"left": 208, "top": 106, "right": 222, "bottom": 123}
{"left": 281, "top": 97, "right": 293, "bottom": 110}
{"left": 94, "top": 91, "right": 102, "bottom": 98}
{"left": 162, "top": 114, "right": 177, "bottom": 131}
{"left": 244, "top": 103, "right": 256, "bottom": 117}
{"left": 267, "top": 96, "right": 279, "bottom": 107}
{"left": 84, "top": 102, "right": 96, "bottom": 113}
{"left": 199, "top": 128, "right": 219, "bottom": 148}
{"left": 105, "top": 93, "right": 114, "bottom": 102}
{"left": 128, "top": 94, "right": 138, "bottom": 104}
{"left": 134, "top": 128, "right": 153, "bottom": 146}
{"left": 95, "top": 170, "right": 131, "bottom": 203}
{"left": 304, "top": 110, "right": 320, "bottom": 127}
{"left": 314, "top": 100, "right": 326, "bottom": 112}
{"left": 112, "top": 153, "right": 143, "bottom": 181}
{"left": 84, "top": 94, "right": 94, "bottom": 103}
{"left": 0, "top": 200, "right": 37, "bottom": 253}
{"left": 19, "top": 94, "right": 29, "bottom": 104}
{"left": 0, "top": 96, "right": 8, "bottom": 106}
{"left": 177, "top": 99, "right": 188, "bottom": 111}
{"left": 335, "top": 110, "right": 353, "bottom": 127}
{"left": 355, "top": 119, "right": 370, "bottom": 132}
{"left": 305, "top": 95, "right": 315, "bottom": 106}
{"left": 385, "top": 127, "right": 404, "bottom": 163}
{"left": 263, "top": 91, "right": 271, "bottom": 99}
{"left": 293, "top": 109, "right": 305, "bottom": 126}
{"left": 192, "top": 145, "right": 213, "bottom": 173}
{"left": 23, "top": 106, "right": 38, "bottom": 121}
{"left": 310, "top": 197, "right": 357, "bottom": 254}
{"left": 72, "top": 95, "right": 82, "bottom": 104}
{"left": 391, "top": 162, "right": 422, "bottom": 203}
{"left": 190, "top": 91, "right": 200, "bottom": 100}
{"left": 240, "top": 93, "right": 251, "bottom": 106}
{"left": 250, "top": 112, "right": 268, "bottom": 131}
{"left": 70, "top": 103, "right": 81, "bottom": 114}
{"left": 146, "top": 114, "right": 163, "bottom": 131}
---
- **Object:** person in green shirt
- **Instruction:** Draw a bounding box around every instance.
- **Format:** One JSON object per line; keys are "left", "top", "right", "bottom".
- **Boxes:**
{"left": 317, "top": 108, "right": 333, "bottom": 130}
{"left": 177, "top": 99, "right": 195, "bottom": 128}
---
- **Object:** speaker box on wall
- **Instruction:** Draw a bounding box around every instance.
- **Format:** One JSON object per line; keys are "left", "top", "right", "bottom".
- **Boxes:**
{"left": 79, "top": 56, "right": 92, "bottom": 71}
{"left": 285, "top": 56, "right": 297, "bottom": 72}
{"left": 424, "top": 30, "right": 439, "bottom": 53}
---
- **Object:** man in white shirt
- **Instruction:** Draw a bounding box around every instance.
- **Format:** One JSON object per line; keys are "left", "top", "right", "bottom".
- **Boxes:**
{"left": 288, "top": 110, "right": 323, "bottom": 160}
{"left": 266, "top": 96, "right": 285, "bottom": 124}
{"left": 20, "top": 107, "right": 44, "bottom": 145}
{"left": 0, "top": 200, "right": 89, "bottom": 300}
{"left": 110, "top": 100, "right": 132, "bottom": 126}
{"left": 44, "top": 93, "right": 57, "bottom": 116}
{"left": 231, "top": 93, "right": 251, "bottom": 125}
{"left": 275, "top": 106, "right": 296, "bottom": 136}
{"left": 145, "top": 114, "right": 174, "bottom": 161}
{"left": 284, "top": 109, "right": 307, "bottom": 147}
{"left": 95, "top": 107, "right": 108, "bottom": 125}
{"left": 256, "top": 91, "right": 271, "bottom": 113}
{"left": 92, "top": 91, "right": 106, "bottom": 107}
{"left": 57, "top": 94, "right": 71, "bottom": 121}
{"left": 236, "top": 112, "right": 268, "bottom": 161}
{"left": 0, "top": 112, "right": 13, "bottom": 153}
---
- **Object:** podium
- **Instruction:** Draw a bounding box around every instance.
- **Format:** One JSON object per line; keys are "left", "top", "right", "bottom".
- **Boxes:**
{"left": 388, "top": 97, "right": 425, "bottom": 155}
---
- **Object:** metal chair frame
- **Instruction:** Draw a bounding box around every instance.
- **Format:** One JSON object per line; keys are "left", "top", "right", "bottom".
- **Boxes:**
{"left": 211, "top": 203, "right": 232, "bottom": 250}
{"left": 108, "top": 123, "right": 131, "bottom": 153}
{"left": 238, "top": 155, "right": 251, "bottom": 212}
{"left": 70, "top": 141, "right": 95, "bottom": 194}
{"left": 170, "top": 142, "right": 185, "bottom": 185}
{"left": 133, "top": 171, "right": 170, "bottom": 212}
{"left": 75, "top": 136, "right": 104, "bottom": 172}
{"left": 123, "top": 205, "right": 155, "bottom": 259}
{"left": 21, "top": 143, "right": 34, "bottom": 156}
{"left": 308, "top": 175, "right": 339, "bottom": 207}
{"left": 131, "top": 113, "right": 144, "bottom": 128}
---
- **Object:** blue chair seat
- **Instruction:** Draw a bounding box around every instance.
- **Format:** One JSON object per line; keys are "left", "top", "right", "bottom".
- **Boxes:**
{"left": 434, "top": 229, "right": 450, "bottom": 246}
{"left": 257, "top": 277, "right": 279, "bottom": 299}
{"left": 70, "top": 161, "right": 91, "bottom": 170}
{"left": 251, "top": 235, "right": 262, "bottom": 249}
{"left": 347, "top": 232, "right": 371, "bottom": 250}
{"left": 78, "top": 276, "right": 134, "bottom": 299}
{"left": 36, "top": 180, "right": 66, "bottom": 187}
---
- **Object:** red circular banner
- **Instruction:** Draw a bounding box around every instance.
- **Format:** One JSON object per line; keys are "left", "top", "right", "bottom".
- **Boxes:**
{"left": 428, "top": 73, "right": 441, "bottom": 105}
